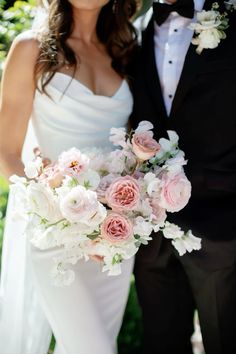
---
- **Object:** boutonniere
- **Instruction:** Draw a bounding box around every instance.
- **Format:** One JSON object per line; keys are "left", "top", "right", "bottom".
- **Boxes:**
{"left": 189, "top": 2, "right": 234, "bottom": 54}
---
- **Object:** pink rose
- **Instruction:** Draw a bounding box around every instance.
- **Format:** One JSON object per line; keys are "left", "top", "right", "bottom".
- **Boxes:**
{"left": 101, "top": 213, "right": 133, "bottom": 243}
{"left": 105, "top": 176, "right": 140, "bottom": 211}
{"left": 132, "top": 131, "right": 161, "bottom": 161}
{"left": 58, "top": 148, "right": 89, "bottom": 177}
{"left": 159, "top": 172, "right": 191, "bottom": 212}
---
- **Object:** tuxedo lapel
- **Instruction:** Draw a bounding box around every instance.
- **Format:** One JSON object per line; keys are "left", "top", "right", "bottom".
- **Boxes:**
{"left": 169, "top": 42, "right": 206, "bottom": 118}
{"left": 143, "top": 20, "right": 168, "bottom": 121}
{"left": 169, "top": 0, "right": 220, "bottom": 118}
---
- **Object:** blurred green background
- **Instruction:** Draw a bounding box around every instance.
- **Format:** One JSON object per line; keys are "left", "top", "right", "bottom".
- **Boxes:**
{"left": 0, "top": 0, "right": 149, "bottom": 352}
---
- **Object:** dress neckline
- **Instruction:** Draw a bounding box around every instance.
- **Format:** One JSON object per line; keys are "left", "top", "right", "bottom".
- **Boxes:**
{"left": 54, "top": 72, "right": 127, "bottom": 99}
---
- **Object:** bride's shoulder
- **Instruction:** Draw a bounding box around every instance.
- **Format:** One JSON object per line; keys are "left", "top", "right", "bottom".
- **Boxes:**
{"left": 12, "top": 30, "right": 40, "bottom": 54}
{"left": 6, "top": 30, "right": 40, "bottom": 71}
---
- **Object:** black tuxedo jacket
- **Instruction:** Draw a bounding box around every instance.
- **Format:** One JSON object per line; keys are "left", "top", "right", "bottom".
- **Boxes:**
{"left": 131, "top": 0, "right": 236, "bottom": 240}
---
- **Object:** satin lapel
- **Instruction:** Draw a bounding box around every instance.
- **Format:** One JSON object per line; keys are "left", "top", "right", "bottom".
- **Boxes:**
{"left": 143, "top": 19, "right": 168, "bottom": 120}
{"left": 169, "top": 0, "right": 217, "bottom": 118}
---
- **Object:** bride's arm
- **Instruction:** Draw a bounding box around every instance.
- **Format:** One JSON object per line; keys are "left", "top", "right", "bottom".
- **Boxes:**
{"left": 0, "top": 34, "right": 39, "bottom": 179}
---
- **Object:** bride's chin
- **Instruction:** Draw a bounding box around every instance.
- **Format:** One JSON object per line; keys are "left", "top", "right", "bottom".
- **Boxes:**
{"left": 67, "top": 0, "right": 110, "bottom": 11}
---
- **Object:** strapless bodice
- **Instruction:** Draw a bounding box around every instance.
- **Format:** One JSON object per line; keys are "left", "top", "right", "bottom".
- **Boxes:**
{"left": 28, "top": 72, "right": 133, "bottom": 161}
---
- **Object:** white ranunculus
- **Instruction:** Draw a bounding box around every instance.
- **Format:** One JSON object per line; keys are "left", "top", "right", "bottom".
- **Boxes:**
{"left": 26, "top": 182, "right": 61, "bottom": 221}
{"left": 60, "top": 185, "right": 101, "bottom": 225}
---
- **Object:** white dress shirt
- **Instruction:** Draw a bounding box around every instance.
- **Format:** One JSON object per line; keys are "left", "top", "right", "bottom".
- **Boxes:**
{"left": 154, "top": 0, "right": 205, "bottom": 115}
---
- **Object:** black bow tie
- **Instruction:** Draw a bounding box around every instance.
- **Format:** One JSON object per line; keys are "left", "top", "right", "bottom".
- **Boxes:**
{"left": 153, "top": 0, "right": 194, "bottom": 26}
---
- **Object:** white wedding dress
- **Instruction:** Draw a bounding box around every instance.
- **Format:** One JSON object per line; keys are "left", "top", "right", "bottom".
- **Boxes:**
{"left": 0, "top": 72, "right": 134, "bottom": 354}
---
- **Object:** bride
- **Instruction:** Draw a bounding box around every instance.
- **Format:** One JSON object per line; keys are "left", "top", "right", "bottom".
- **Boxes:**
{"left": 0, "top": 0, "right": 138, "bottom": 353}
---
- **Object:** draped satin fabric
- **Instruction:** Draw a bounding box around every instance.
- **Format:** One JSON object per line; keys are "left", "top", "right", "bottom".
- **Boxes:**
{"left": 0, "top": 72, "right": 133, "bottom": 354}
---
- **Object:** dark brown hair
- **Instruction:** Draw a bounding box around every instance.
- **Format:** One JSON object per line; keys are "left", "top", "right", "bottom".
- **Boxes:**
{"left": 35, "top": 0, "right": 138, "bottom": 93}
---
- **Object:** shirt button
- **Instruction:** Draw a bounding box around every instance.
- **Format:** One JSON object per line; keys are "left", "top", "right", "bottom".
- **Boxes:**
{"left": 174, "top": 29, "right": 178, "bottom": 32}
{"left": 168, "top": 60, "right": 173, "bottom": 64}
{"left": 169, "top": 94, "right": 173, "bottom": 99}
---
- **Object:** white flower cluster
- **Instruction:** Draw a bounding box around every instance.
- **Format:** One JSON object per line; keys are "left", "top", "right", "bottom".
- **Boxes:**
{"left": 189, "top": 2, "right": 230, "bottom": 54}
{"left": 10, "top": 121, "right": 202, "bottom": 286}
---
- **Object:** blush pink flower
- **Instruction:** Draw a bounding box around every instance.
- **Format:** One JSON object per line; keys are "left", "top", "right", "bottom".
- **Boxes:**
{"left": 101, "top": 213, "right": 133, "bottom": 243}
{"left": 132, "top": 131, "right": 161, "bottom": 161}
{"left": 150, "top": 198, "right": 167, "bottom": 225}
{"left": 58, "top": 148, "right": 89, "bottom": 177}
{"left": 105, "top": 176, "right": 140, "bottom": 211}
{"left": 40, "top": 165, "right": 63, "bottom": 188}
{"left": 96, "top": 174, "right": 117, "bottom": 203}
{"left": 159, "top": 172, "right": 191, "bottom": 212}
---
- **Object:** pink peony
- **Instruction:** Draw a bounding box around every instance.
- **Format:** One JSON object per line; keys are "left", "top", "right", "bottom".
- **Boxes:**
{"left": 132, "top": 131, "right": 161, "bottom": 161}
{"left": 58, "top": 148, "right": 89, "bottom": 177}
{"left": 105, "top": 176, "right": 140, "bottom": 211}
{"left": 159, "top": 172, "right": 191, "bottom": 212}
{"left": 101, "top": 213, "right": 133, "bottom": 243}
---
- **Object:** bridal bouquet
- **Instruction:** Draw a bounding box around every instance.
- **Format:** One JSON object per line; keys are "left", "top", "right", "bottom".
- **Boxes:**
{"left": 10, "top": 121, "right": 201, "bottom": 286}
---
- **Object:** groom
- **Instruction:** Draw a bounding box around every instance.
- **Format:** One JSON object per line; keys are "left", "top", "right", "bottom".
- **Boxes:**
{"left": 132, "top": 0, "right": 236, "bottom": 353}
